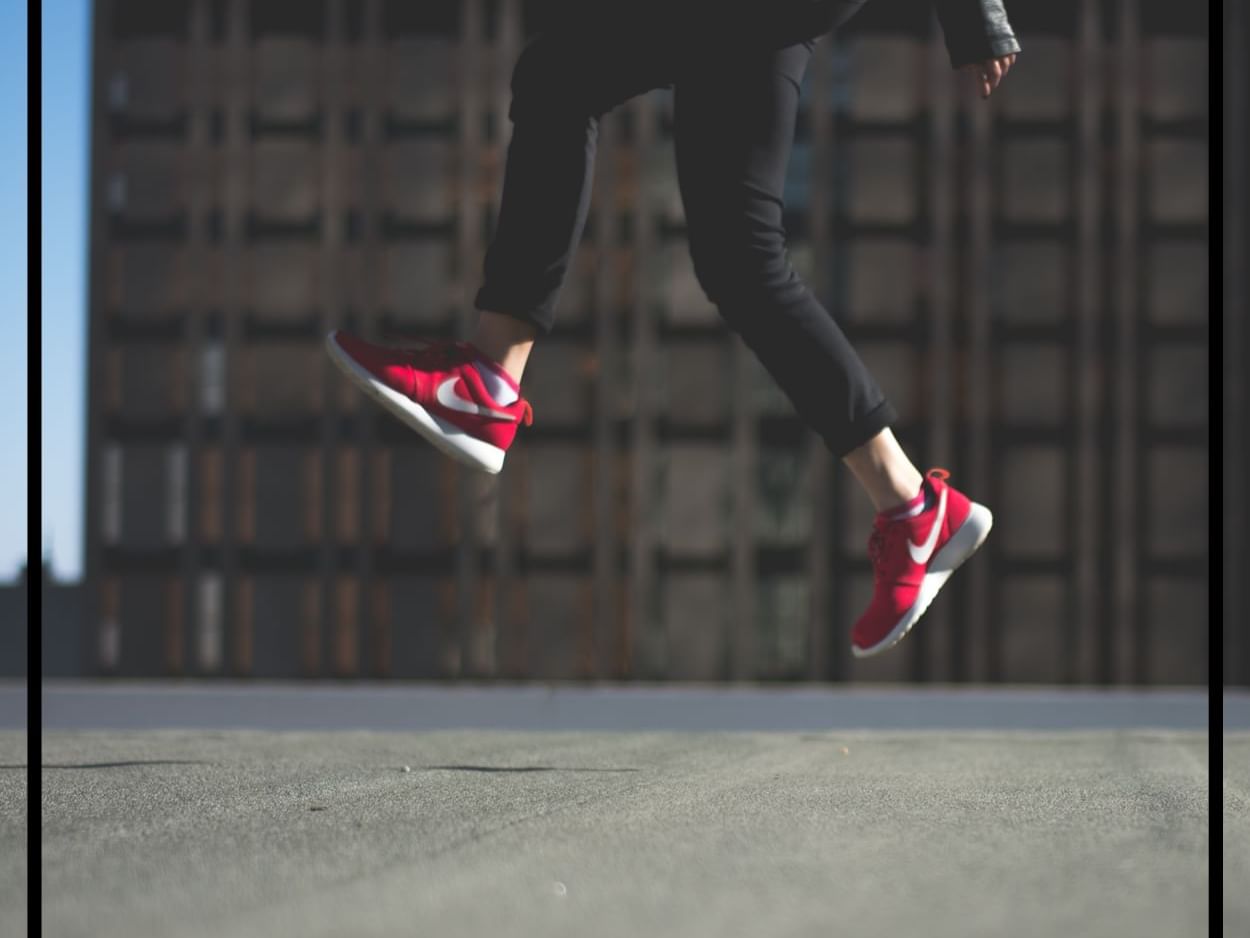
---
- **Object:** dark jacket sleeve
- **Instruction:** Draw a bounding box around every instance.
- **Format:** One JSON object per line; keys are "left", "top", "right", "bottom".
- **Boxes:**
{"left": 932, "top": 0, "right": 1022, "bottom": 69}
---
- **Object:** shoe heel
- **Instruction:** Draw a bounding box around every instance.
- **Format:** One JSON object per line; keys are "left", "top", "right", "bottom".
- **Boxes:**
{"left": 929, "top": 503, "right": 993, "bottom": 574}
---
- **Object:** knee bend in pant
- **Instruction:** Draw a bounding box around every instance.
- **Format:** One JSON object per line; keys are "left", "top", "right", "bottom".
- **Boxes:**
{"left": 687, "top": 235, "right": 804, "bottom": 316}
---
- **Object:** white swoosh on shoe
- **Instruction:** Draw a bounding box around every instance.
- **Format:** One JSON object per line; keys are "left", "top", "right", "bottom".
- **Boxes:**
{"left": 907, "top": 486, "right": 948, "bottom": 565}
{"left": 436, "top": 376, "right": 515, "bottom": 421}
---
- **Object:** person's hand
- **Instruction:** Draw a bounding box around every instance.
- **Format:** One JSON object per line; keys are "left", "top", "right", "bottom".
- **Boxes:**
{"left": 961, "top": 53, "right": 1017, "bottom": 99}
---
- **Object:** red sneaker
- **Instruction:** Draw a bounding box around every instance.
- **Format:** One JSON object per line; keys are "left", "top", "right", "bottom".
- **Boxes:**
{"left": 851, "top": 467, "right": 993, "bottom": 658}
{"left": 325, "top": 330, "right": 533, "bottom": 474}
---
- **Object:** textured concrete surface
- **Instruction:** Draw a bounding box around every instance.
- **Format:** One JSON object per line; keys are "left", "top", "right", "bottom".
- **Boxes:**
{"left": 12, "top": 686, "right": 1225, "bottom": 937}
{"left": 0, "top": 733, "right": 24, "bottom": 938}
{"left": 1227, "top": 737, "right": 1250, "bottom": 938}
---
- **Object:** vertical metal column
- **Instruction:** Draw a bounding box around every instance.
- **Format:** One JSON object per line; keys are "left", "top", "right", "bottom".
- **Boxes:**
{"left": 827, "top": 34, "right": 851, "bottom": 682}
{"left": 963, "top": 27, "right": 995, "bottom": 681}
{"left": 84, "top": 0, "right": 111, "bottom": 674}
{"left": 806, "top": 39, "right": 833, "bottom": 683}
{"left": 322, "top": 0, "right": 352, "bottom": 674}
{"left": 629, "top": 93, "right": 657, "bottom": 678}
{"left": 1073, "top": 0, "right": 1104, "bottom": 683}
{"left": 178, "top": 1, "right": 210, "bottom": 676}
{"left": 489, "top": 0, "right": 523, "bottom": 677}
{"left": 1227, "top": 0, "right": 1247, "bottom": 685}
{"left": 729, "top": 386, "right": 757, "bottom": 680}
{"left": 360, "top": 0, "right": 383, "bottom": 676}
{"left": 1112, "top": 0, "right": 1140, "bottom": 684}
{"left": 453, "top": 0, "right": 484, "bottom": 677}
{"left": 488, "top": 0, "right": 526, "bottom": 679}
{"left": 730, "top": 273, "right": 757, "bottom": 679}
{"left": 592, "top": 91, "right": 621, "bottom": 680}
{"left": 221, "top": 0, "right": 250, "bottom": 676}
{"left": 925, "top": 11, "right": 957, "bottom": 680}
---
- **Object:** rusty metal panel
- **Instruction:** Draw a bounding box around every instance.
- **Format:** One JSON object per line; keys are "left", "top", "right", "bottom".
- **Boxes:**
{"left": 249, "top": 575, "right": 305, "bottom": 678}
{"left": 109, "top": 39, "right": 188, "bottom": 118}
{"left": 252, "top": 39, "right": 321, "bottom": 121}
{"left": 234, "top": 342, "right": 324, "bottom": 414}
{"left": 106, "top": 245, "right": 191, "bottom": 317}
{"left": 117, "top": 575, "right": 166, "bottom": 676}
{"left": 250, "top": 142, "right": 321, "bottom": 221}
{"left": 250, "top": 444, "right": 318, "bottom": 550}
{"left": 118, "top": 344, "right": 187, "bottom": 417}
{"left": 110, "top": 143, "right": 187, "bottom": 217}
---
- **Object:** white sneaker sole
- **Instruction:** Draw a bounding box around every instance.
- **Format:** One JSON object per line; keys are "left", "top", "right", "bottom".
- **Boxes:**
{"left": 851, "top": 502, "right": 994, "bottom": 659}
{"left": 325, "top": 331, "right": 507, "bottom": 475}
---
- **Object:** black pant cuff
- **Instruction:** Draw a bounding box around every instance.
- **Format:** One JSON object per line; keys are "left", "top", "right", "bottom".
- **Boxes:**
{"left": 828, "top": 398, "right": 899, "bottom": 459}
{"left": 474, "top": 289, "right": 556, "bottom": 336}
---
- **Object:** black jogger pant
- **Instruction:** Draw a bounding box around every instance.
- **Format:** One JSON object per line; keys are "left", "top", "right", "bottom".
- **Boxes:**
{"left": 473, "top": 0, "right": 899, "bottom": 459}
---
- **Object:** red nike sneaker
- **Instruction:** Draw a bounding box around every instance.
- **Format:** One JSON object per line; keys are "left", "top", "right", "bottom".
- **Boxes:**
{"left": 851, "top": 467, "right": 993, "bottom": 658}
{"left": 325, "top": 330, "right": 533, "bottom": 474}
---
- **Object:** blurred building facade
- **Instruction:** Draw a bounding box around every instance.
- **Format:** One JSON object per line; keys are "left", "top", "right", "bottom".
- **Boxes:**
{"left": 84, "top": 0, "right": 1213, "bottom": 684}
{"left": 0, "top": 567, "right": 26, "bottom": 678}
{"left": 41, "top": 563, "right": 90, "bottom": 678}
{"left": 5, "top": 562, "right": 86, "bottom": 678}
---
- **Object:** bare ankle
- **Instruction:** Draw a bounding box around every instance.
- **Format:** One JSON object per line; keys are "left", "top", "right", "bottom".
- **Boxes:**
{"left": 877, "top": 477, "right": 924, "bottom": 514}
{"left": 471, "top": 310, "right": 538, "bottom": 384}
{"left": 842, "top": 428, "right": 924, "bottom": 514}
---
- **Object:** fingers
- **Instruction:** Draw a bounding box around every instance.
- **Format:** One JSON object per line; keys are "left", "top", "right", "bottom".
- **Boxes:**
{"left": 986, "top": 58, "right": 1003, "bottom": 94}
{"left": 961, "top": 56, "right": 1014, "bottom": 99}
{"left": 968, "top": 65, "right": 989, "bottom": 98}
{"left": 978, "top": 55, "right": 1016, "bottom": 98}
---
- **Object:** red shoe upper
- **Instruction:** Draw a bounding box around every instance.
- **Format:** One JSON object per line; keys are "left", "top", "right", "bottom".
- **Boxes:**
{"left": 851, "top": 468, "right": 972, "bottom": 649}
{"left": 333, "top": 331, "right": 533, "bottom": 451}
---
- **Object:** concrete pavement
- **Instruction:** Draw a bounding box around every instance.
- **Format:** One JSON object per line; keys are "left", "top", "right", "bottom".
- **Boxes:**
{"left": 14, "top": 684, "right": 1225, "bottom": 938}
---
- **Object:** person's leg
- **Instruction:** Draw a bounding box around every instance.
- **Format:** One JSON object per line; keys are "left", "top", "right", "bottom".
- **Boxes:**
{"left": 470, "top": 311, "right": 538, "bottom": 386}
{"left": 471, "top": 13, "right": 679, "bottom": 384}
{"left": 673, "top": 38, "right": 922, "bottom": 513}
{"left": 470, "top": 2, "right": 861, "bottom": 384}
{"left": 842, "top": 428, "right": 925, "bottom": 514}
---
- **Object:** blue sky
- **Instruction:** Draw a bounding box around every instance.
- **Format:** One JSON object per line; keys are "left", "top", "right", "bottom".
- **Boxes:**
{"left": 39, "top": 0, "right": 89, "bottom": 581}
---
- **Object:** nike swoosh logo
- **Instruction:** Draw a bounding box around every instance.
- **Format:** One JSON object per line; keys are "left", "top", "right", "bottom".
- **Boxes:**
{"left": 908, "top": 486, "right": 948, "bottom": 565}
{"left": 435, "top": 376, "right": 515, "bottom": 421}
